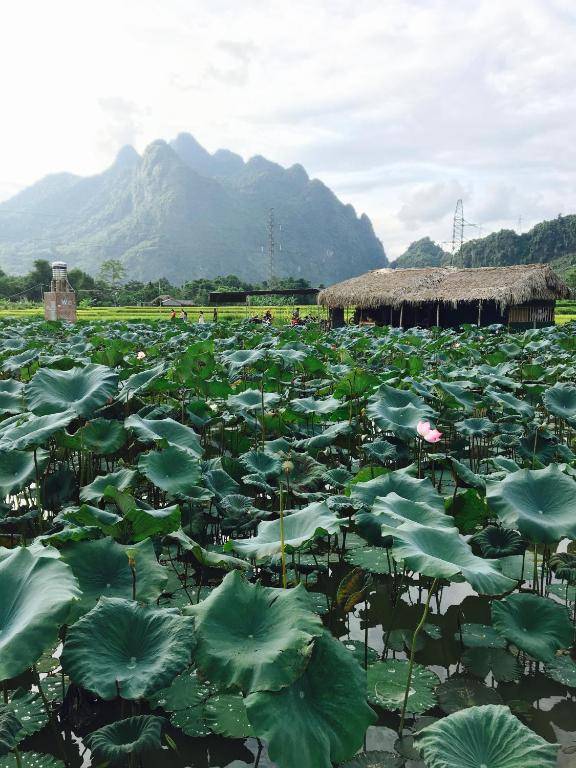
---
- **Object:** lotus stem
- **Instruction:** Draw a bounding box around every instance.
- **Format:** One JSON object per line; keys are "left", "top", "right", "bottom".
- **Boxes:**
{"left": 13, "top": 746, "right": 23, "bottom": 768}
{"left": 34, "top": 665, "right": 68, "bottom": 766}
{"left": 398, "top": 578, "right": 438, "bottom": 736}
{"left": 279, "top": 482, "right": 287, "bottom": 589}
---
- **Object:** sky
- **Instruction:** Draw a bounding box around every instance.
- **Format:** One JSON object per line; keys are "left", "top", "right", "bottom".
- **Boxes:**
{"left": 0, "top": 0, "right": 574, "bottom": 260}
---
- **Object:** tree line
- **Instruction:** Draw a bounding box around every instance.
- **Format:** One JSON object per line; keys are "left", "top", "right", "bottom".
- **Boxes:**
{"left": 0, "top": 259, "right": 318, "bottom": 307}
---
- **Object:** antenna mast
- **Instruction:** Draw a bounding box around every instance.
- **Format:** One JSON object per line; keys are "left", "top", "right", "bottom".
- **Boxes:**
{"left": 451, "top": 199, "right": 465, "bottom": 262}
{"left": 267, "top": 208, "right": 275, "bottom": 286}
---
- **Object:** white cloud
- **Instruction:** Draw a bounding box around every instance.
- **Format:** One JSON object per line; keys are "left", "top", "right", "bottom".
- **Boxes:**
{"left": 0, "top": 0, "right": 574, "bottom": 260}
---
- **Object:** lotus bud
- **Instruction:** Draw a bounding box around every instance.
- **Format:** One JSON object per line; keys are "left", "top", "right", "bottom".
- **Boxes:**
{"left": 126, "top": 549, "right": 137, "bottom": 569}
{"left": 282, "top": 460, "right": 294, "bottom": 475}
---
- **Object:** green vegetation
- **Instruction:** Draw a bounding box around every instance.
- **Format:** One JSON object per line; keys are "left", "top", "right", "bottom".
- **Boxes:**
{"left": 398, "top": 214, "right": 576, "bottom": 277}
{"left": 0, "top": 317, "right": 574, "bottom": 767}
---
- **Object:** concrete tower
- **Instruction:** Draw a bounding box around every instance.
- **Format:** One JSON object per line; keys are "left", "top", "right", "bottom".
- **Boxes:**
{"left": 44, "top": 261, "right": 77, "bottom": 322}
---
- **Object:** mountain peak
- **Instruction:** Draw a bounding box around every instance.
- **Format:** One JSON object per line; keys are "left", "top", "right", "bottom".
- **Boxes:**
{"left": 112, "top": 145, "right": 140, "bottom": 168}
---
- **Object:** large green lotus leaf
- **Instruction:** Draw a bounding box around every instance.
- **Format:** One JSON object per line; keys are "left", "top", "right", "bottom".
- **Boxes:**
{"left": 231, "top": 502, "right": 341, "bottom": 559}
{"left": 59, "top": 504, "right": 122, "bottom": 535}
{"left": 491, "top": 593, "right": 572, "bottom": 661}
{"left": 369, "top": 493, "right": 455, "bottom": 529}
{"left": 166, "top": 529, "right": 249, "bottom": 571}
{"left": 187, "top": 570, "right": 323, "bottom": 693}
{"left": 544, "top": 655, "right": 576, "bottom": 687}
{"left": 120, "top": 363, "right": 167, "bottom": 400}
{"left": 0, "top": 548, "right": 80, "bottom": 680}
{"left": 366, "top": 659, "right": 439, "bottom": 714}
{"left": 123, "top": 503, "right": 181, "bottom": 542}
{"left": 469, "top": 526, "right": 526, "bottom": 558}
{"left": 60, "top": 537, "right": 167, "bottom": 618}
{"left": 6, "top": 689, "right": 47, "bottom": 739}
{"left": 76, "top": 418, "right": 127, "bottom": 454}
{"left": 61, "top": 597, "right": 195, "bottom": 700}
{"left": 0, "top": 411, "right": 75, "bottom": 451}
{"left": 80, "top": 468, "right": 137, "bottom": 503}
{"left": 485, "top": 388, "right": 535, "bottom": 419}
{"left": 138, "top": 447, "right": 201, "bottom": 497}
{"left": 0, "top": 706, "right": 21, "bottom": 757}
{"left": 245, "top": 632, "right": 376, "bottom": 768}
{"left": 486, "top": 464, "right": 576, "bottom": 543}
{"left": 351, "top": 471, "right": 444, "bottom": 511}
{"left": 457, "top": 623, "right": 507, "bottom": 649}
{"left": 147, "top": 668, "right": 213, "bottom": 712}
{"left": 415, "top": 704, "right": 558, "bottom": 768}
{"left": 543, "top": 382, "right": 576, "bottom": 423}
{"left": 239, "top": 450, "right": 282, "bottom": 478}
{"left": 289, "top": 395, "right": 343, "bottom": 415}
{"left": 227, "top": 389, "right": 281, "bottom": 413}
{"left": 0, "top": 449, "right": 48, "bottom": 497}
{"left": 437, "top": 676, "right": 502, "bottom": 713}
{"left": 296, "top": 421, "right": 353, "bottom": 451}
{"left": 462, "top": 647, "right": 521, "bottom": 683}
{"left": 85, "top": 715, "right": 165, "bottom": 763}
{"left": 0, "top": 753, "right": 64, "bottom": 768}
{"left": 204, "top": 693, "right": 255, "bottom": 738}
{"left": 124, "top": 414, "right": 202, "bottom": 458}
{"left": 382, "top": 523, "right": 515, "bottom": 595}
{"left": 0, "top": 380, "right": 25, "bottom": 415}
{"left": 455, "top": 417, "right": 497, "bottom": 437}
{"left": 26, "top": 364, "right": 118, "bottom": 417}
{"left": 366, "top": 401, "right": 436, "bottom": 440}
{"left": 345, "top": 546, "right": 394, "bottom": 575}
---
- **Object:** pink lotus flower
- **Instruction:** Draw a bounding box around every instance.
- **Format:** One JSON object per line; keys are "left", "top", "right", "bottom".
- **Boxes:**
{"left": 136, "top": 351, "right": 146, "bottom": 360}
{"left": 416, "top": 420, "right": 431, "bottom": 438}
{"left": 423, "top": 428, "right": 442, "bottom": 443}
{"left": 416, "top": 420, "right": 442, "bottom": 443}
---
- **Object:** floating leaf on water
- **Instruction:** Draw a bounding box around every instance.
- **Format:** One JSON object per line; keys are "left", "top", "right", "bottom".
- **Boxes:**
{"left": 366, "top": 659, "right": 439, "bottom": 714}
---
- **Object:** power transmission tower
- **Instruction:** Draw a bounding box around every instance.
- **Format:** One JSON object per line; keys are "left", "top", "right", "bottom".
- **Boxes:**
{"left": 451, "top": 199, "right": 465, "bottom": 261}
{"left": 267, "top": 208, "right": 275, "bottom": 287}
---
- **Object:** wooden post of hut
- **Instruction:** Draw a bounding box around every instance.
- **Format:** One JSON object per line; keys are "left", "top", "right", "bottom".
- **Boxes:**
{"left": 477, "top": 300, "right": 482, "bottom": 327}
{"left": 399, "top": 303, "right": 404, "bottom": 328}
{"left": 436, "top": 302, "right": 440, "bottom": 327}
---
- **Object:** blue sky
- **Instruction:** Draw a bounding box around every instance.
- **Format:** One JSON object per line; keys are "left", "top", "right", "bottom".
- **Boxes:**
{"left": 0, "top": 0, "right": 574, "bottom": 259}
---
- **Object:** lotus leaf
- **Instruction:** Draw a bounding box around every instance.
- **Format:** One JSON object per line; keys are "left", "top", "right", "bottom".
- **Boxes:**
{"left": 245, "top": 632, "right": 376, "bottom": 768}
{"left": 366, "top": 400, "right": 436, "bottom": 440}
{"left": 227, "top": 389, "right": 281, "bottom": 412}
{"left": 370, "top": 493, "right": 455, "bottom": 530}
{"left": 61, "top": 597, "right": 195, "bottom": 700}
{"left": 462, "top": 647, "right": 521, "bottom": 682}
{"left": 121, "top": 363, "right": 166, "bottom": 399}
{"left": 470, "top": 526, "right": 526, "bottom": 558}
{"left": 166, "top": 528, "right": 250, "bottom": 570}
{"left": 0, "top": 412, "right": 75, "bottom": 451}
{"left": 543, "top": 382, "right": 576, "bottom": 423}
{"left": 80, "top": 468, "right": 137, "bottom": 503}
{"left": 0, "top": 707, "right": 20, "bottom": 757}
{"left": 187, "top": 570, "right": 323, "bottom": 692}
{"left": 124, "top": 414, "right": 202, "bottom": 457}
{"left": 486, "top": 464, "right": 576, "bottom": 543}
{"left": 382, "top": 523, "right": 515, "bottom": 595}
{"left": 0, "top": 380, "right": 25, "bottom": 415}
{"left": 345, "top": 546, "right": 394, "bottom": 574}
{"left": 60, "top": 537, "right": 167, "bottom": 617}
{"left": 138, "top": 446, "right": 202, "bottom": 497}
{"left": 231, "top": 502, "right": 340, "bottom": 559}
{"left": 0, "top": 450, "right": 48, "bottom": 498}
{"left": 289, "top": 395, "right": 343, "bottom": 415}
{"left": 6, "top": 690, "right": 47, "bottom": 738}
{"left": 26, "top": 364, "right": 118, "bottom": 417}
{"left": 204, "top": 693, "right": 255, "bottom": 738}
{"left": 0, "top": 548, "right": 80, "bottom": 681}
{"left": 457, "top": 623, "right": 507, "bottom": 649}
{"left": 75, "top": 418, "right": 127, "bottom": 454}
{"left": 415, "top": 704, "right": 558, "bottom": 768}
{"left": 544, "top": 655, "right": 576, "bottom": 687}
{"left": 0, "top": 754, "right": 64, "bottom": 768}
{"left": 437, "top": 676, "right": 502, "bottom": 713}
{"left": 455, "top": 417, "right": 496, "bottom": 436}
{"left": 491, "top": 593, "right": 572, "bottom": 661}
{"left": 351, "top": 470, "right": 444, "bottom": 511}
{"left": 85, "top": 715, "right": 165, "bottom": 763}
{"left": 366, "top": 659, "right": 439, "bottom": 714}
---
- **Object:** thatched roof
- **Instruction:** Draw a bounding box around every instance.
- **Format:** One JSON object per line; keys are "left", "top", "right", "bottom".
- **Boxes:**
{"left": 317, "top": 264, "right": 571, "bottom": 309}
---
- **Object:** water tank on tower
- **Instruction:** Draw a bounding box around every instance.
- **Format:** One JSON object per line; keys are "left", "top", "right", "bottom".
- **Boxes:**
{"left": 44, "top": 261, "right": 77, "bottom": 322}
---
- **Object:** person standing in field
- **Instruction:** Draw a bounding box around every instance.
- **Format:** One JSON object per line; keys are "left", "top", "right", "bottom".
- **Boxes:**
{"left": 213, "top": 307, "right": 218, "bottom": 322}
{"left": 180, "top": 309, "right": 188, "bottom": 321}
{"left": 170, "top": 309, "right": 176, "bottom": 320}
{"left": 198, "top": 311, "right": 206, "bottom": 324}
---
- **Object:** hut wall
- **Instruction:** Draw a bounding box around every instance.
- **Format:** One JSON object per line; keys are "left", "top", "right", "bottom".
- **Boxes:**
{"left": 506, "top": 300, "right": 555, "bottom": 328}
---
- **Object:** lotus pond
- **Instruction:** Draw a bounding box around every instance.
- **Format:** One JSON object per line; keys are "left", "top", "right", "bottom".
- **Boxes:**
{"left": 1, "top": 318, "right": 576, "bottom": 768}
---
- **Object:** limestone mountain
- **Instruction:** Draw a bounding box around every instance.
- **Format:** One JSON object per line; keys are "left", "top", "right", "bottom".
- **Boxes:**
{"left": 0, "top": 134, "right": 387, "bottom": 284}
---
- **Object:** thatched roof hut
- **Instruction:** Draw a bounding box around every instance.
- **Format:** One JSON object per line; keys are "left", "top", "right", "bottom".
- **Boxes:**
{"left": 318, "top": 264, "right": 571, "bottom": 329}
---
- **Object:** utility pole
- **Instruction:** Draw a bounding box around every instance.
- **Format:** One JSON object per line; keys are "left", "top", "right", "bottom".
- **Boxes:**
{"left": 268, "top": 208, "right": 275, "bottom": 287}
{"left": 451, "top": 199, "right": 465, "bottom": 262}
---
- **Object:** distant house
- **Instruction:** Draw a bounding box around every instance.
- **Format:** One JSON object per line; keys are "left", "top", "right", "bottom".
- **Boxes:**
{"left": 318, "top": 264, "right": 571, "bottom": 329}
{"left": 149, "top": 295, "right": 197, "bottom": 307}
